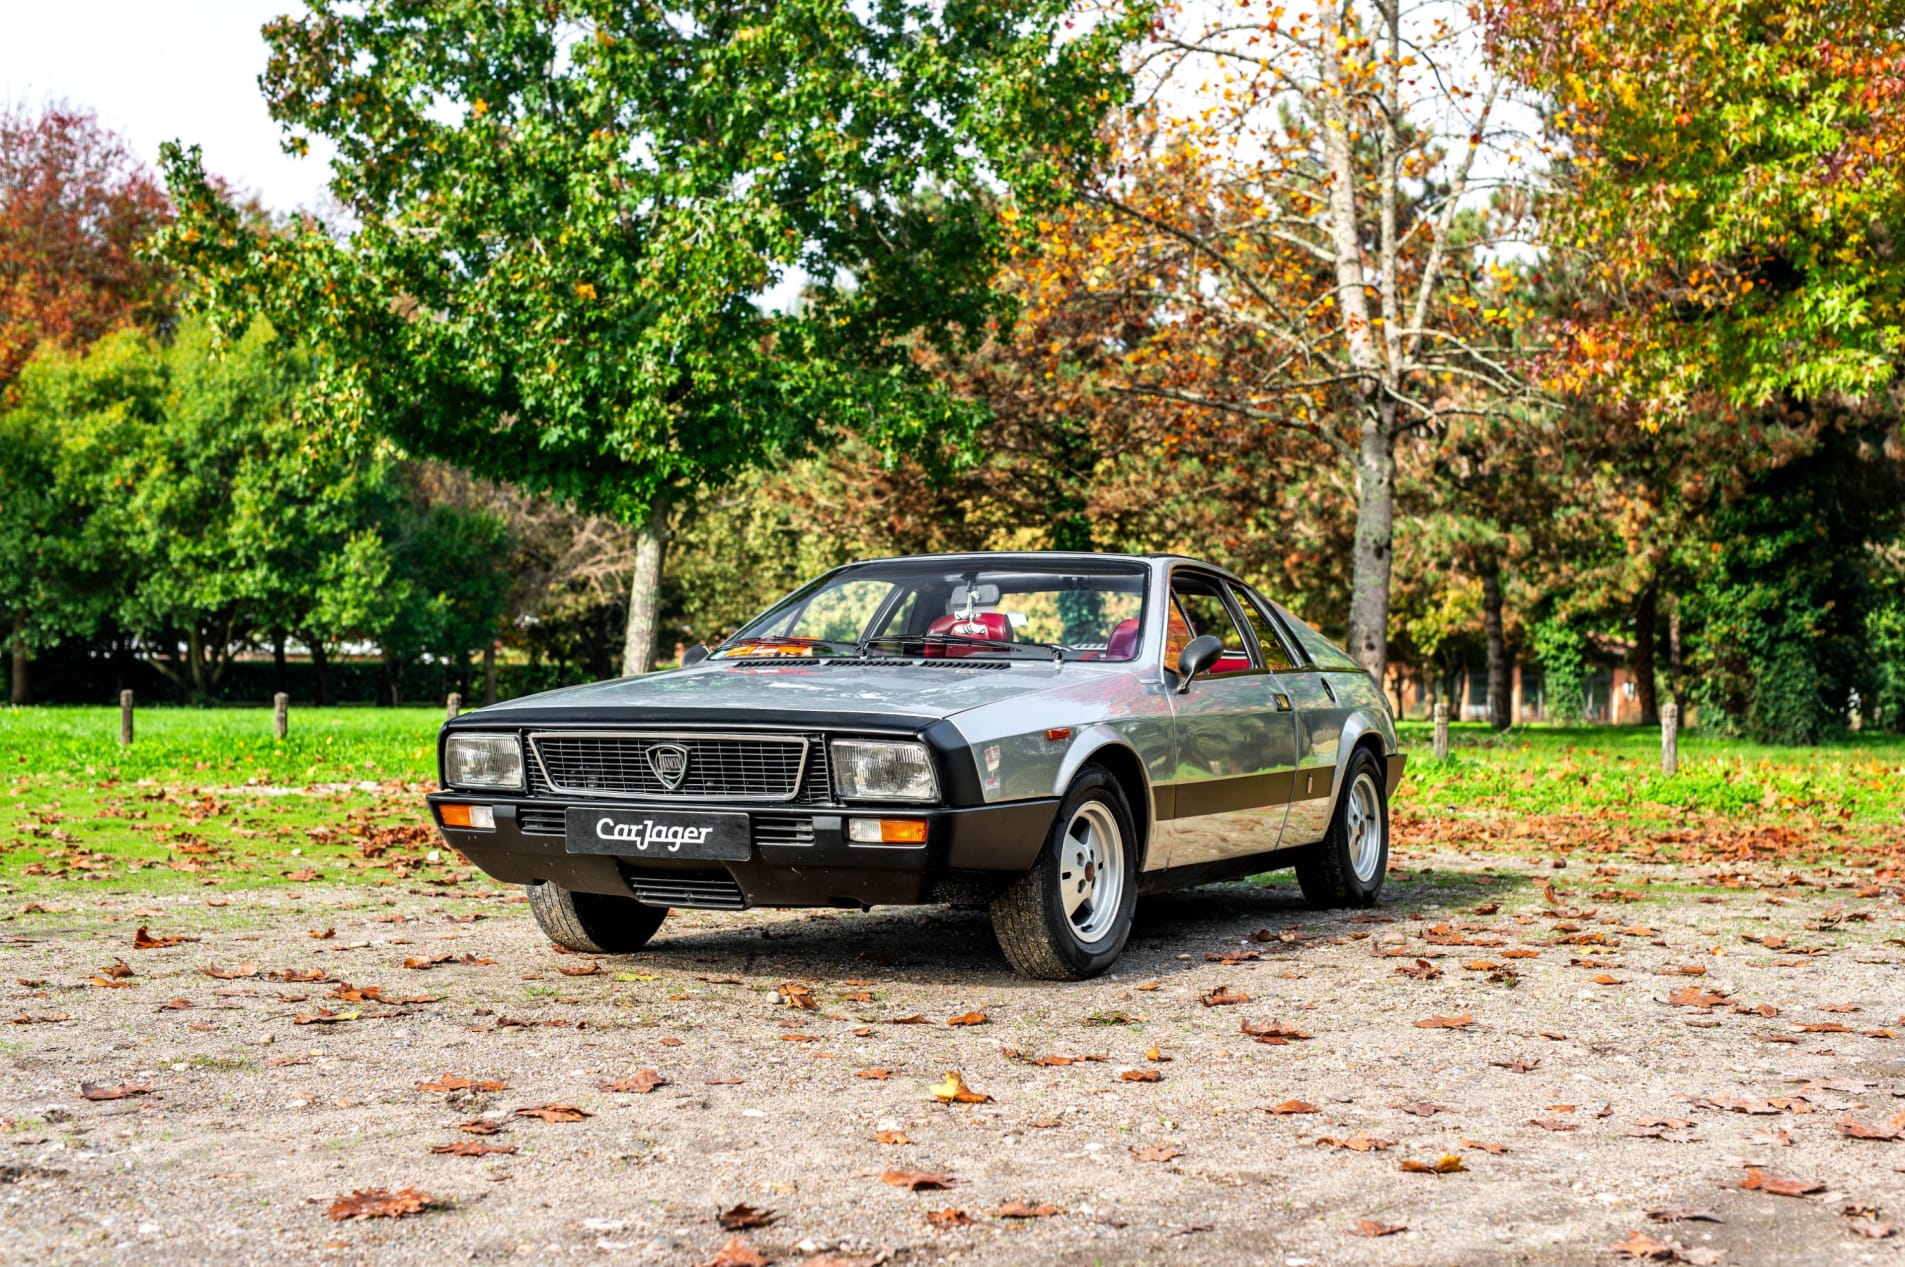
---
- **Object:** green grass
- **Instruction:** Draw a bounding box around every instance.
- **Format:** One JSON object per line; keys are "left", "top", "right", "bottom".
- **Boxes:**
{"left": 1398, "top": 721, "right": 1905, "bottom": 825}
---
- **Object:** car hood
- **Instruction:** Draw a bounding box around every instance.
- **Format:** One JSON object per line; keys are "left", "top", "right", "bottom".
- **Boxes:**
{"left": 464, "top": 659, "right": 1114, "bottom": 729}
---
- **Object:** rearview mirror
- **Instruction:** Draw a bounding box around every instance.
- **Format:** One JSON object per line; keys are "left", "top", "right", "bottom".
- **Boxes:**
{"left": 681, "top": 643, "right": 710, "bottom": 668}
{"left": 1174, "top": 635, "right": 1225, "bottom": 694}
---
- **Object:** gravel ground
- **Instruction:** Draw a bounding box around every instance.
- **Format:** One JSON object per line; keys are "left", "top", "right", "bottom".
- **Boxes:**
{"left": 1, "top": 849, "right": 1902, "bottom": 1266}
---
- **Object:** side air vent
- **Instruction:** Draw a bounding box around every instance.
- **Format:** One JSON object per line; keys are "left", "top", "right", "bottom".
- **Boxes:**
{"left": 517, "top": 808, "right": 567, "bottom": 836}
{"left": 753, "top": 815, "right": 816, "bottom": 847}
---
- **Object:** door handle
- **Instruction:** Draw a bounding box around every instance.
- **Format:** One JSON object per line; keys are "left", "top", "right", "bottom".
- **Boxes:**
{"left": 1275, "top": 693, "right": 1292, "bottom": 711}
{"left": 1321, "top": 678, "right": 1337, "bottom": 703}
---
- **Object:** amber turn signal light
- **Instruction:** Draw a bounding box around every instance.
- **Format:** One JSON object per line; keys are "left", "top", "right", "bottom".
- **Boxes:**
{"left": 438, "top": 803, "right": 495, "bottom": 830}
{"left": 846, "top": 817, "right": 928, "bottom": 845}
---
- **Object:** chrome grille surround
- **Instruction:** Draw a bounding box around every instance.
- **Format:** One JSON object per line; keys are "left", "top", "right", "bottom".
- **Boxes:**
{"left": 527, "top": 731, "right": 809, "bottom": 802}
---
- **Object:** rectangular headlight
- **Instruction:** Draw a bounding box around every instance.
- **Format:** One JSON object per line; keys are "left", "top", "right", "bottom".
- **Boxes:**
{"left": 831, "top": 739, "right": 938, "bottom": 802}
{"left": 443, "top": 733, "right": 524, "bottom": 790}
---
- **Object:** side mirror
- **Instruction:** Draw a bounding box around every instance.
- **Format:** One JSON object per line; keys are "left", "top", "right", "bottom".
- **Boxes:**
{"left": 1174, "top": 635, "right": 1225, "bottom": 694}
{"left": 681, "top": 643, "right": 710, "bottom": 668}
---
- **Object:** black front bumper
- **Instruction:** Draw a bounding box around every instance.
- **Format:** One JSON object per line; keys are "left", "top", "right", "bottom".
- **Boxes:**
{"left": 424, "top": 793, "right": 1059, "bottom": 910}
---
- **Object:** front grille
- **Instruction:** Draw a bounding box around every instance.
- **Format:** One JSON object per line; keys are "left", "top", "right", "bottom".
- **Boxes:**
{"left": 625, "top": 869, "right": 747, "bottom": 911}
{"left": 517, "top": 808, "right": 566, "bottom": 836}
{"left": 753, "top": 814, "right": 816, "bottom": 847}
{"left": 529, "top": 732, "right": 807, "bottom": 801}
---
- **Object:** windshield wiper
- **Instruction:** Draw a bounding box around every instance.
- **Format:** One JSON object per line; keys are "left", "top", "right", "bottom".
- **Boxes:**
{"left": 859, "top": 632, "right": 1068, "bottom": 665}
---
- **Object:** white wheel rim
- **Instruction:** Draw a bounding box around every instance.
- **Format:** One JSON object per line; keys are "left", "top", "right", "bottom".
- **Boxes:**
{"left": 1058, "top": 801, "right": 1125, "bottom": 945}
{"left": 1346, "top": 770, "right": 1384, "bottom": 884}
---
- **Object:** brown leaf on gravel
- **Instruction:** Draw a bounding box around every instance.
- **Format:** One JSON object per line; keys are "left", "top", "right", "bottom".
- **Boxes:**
{"left": 1143, "top": 1045, "right": 1171, "bottom": 1062}
{"left": 1739, "top": 1167, "right": 1823, "bottom": 1197}
{"left": 1491, "top": 1059, "right": 1539, "bottom": 1073}
{"left": 929, "top": 1071, "right": 992, "bottom": 1103}
{"left": 416, "top": 1074, "right": 506, "bottom": 1094}
{"left": 1399, "top": 1155, "right": 1466, "bottom": 1174}
{"left": 1849, "top": 1220, "right": 1897, "bottom": 1240}
{"left": 701, "top": 1236, "right": 773, "bottom": 1267}
{"left": 1394, "top": 958, "right": 1442, "bottom": 980}
{"left": 90, "top": 975, "right": 132, "bottom": 989}
{"left": 1461, "top": 1139, "right": 1508, "bottom": 1154}
{"left": 945, "top": 1010, "right": 987, "bottom": 1026}
{"left": 403, "top": 955, "right": 452, "bottom": 970}
{"left": 11, "top": 1013, "right": 71, "bottom": 1025}
{"left": 327, "top": 1187, "right": 432, "bottom": 1221}
{"left": 1131, "top": 1144, "right": 1182, "bottom": 1162}
{"left": 457, "top": 1119, "right": 503, "bottom": 1135}
{"left": 1030, "top": 1054, "right": 1105, "bottom": 1067}
{"left": 557, "top": 961, "right": 600, "bottom": 977}
{"left": 1668, "top": 986, "right": 1730, "bottom": 1010}
{"left": 1645, "top": 1208, "right": 1723, "bottom": 1223}
{"left": 1611, "top": 1230, "right": 1679, "bottom": 1260}
{"left": 308, "top": 927, "right": 335, "bottom": 941}
{"left": 889, "top": 1014, "right": 929, "bottom": 1025}
{"left": 1349, "top": 1219, "right": 1407, "bottom": 1238}
{"left": 203, "top": 963, "right": 256, "bottom": 979}
{"left": 716, "top": 1203, "right": 779, "bottom": 1230}
{"left": 873, "top": 1131, "right": 911, "bottom": 1145}
{"left": 996, "top": 1201, "right": 1060, "bottom": 1218}
{"left": 515, "top": 1103, "right": 591, "bottom": 1123}
{"left": 1539, "top": 1030, "right": 1568, "bottom": 1041}
{"left": 159, "top": 997, "right": 192, "bottom": 1011}
{"left": 79, "top": 1080, "right": 152, "bottom": 1101}
{"left": 1120, "top": 1069, "right": 1162, "bottom": 1083}
{"left": 270, "top": 968, "right": 326, "bottom": 983}
{"left": 1414, "top": 1013, "right": 1474, "bottom": 1029}
{"left": 1266, "top": 1099, "right": 1320, "bottom": 1115}
{"left": 855, "top": 1068, "right": 892, "bottom": 1080}
{"left": 1837, "top": 1117, "right": 1904, "bottom": 1141}
{"left": 1317, "top": 1133, "right": 1395, "bottom": 1152}
{"left": 599, "top": 1070, "right": 669, "bottom": 1094}
{"left": 1392, "top": 1101, "right": 1448, "bottom": 1117}
{"left": 1200, "top": 985, "right": 1250, "bottom": 1007}
{"left": 132, "top": 926, "right": 196, "bottom": 949}
{"left": 1529, "top": 1117, "right": 1579, "bottom": 1132}
{"left": 1240, "top": 1018, "right": 1313, "bottom": 1042}
{"left": 97, "top": 959, "right": 133, "bottom": 980}
{"left": 428, "top": 1140, "right": 516, "bottom": 1156}
{"left": 925, "top": 1208, "right": 972, "bottom": 1229}
{"left": 882, "top": 1170, "right": 953, "bottom": 1191}
{"left": 776, "top": 982, "right": 818, "bottom": 1010}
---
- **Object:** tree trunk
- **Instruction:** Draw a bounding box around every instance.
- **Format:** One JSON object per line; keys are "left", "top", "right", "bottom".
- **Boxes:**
{"left": 8, "top": 613, "right": 27, "bottom": 707}
{"left": 1482, "top": 563, "right": 1510, "bottom": 731}
{"left": 1632, "top": 586, "right": 1659, "bottom": 725}
{"left": 272, "top": 632, "right": 288, "bottom": 699}
{"left": 311, "top": 641, "right": 333, "bottom": 707}
{"left": 1344, "top": 409, "right": 1397, "bottom": 681}
{"left": 1667, "top": 602, "right": 1684, "bottom": 717}
{"left": 620, "top": 501, "right": 670, "bottom": 678}
{"left": 382, "top": 653, "right": 400, "bottom": 707}
{"left": 483, "top": 642, "right": 497, "bottom": 706}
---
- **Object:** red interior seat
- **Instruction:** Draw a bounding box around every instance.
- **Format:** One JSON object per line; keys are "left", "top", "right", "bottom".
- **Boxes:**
{"left": 1103, "top": 619, "right": 1141, "bottom": 660}
{"left": 924, "top": 611, "right": 1012, "bottom": 658}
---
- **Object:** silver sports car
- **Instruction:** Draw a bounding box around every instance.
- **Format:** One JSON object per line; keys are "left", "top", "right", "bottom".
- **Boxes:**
{"left": 429, "top": 553, "right": 1404, "bottom": 979}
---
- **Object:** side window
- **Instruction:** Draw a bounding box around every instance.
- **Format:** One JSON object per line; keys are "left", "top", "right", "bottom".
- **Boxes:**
{"left": 1167, "top": 573, "right": 1253, "bottom": 675}
{"left": 1232, "top": 585, "right": 1301, "bottom": 672}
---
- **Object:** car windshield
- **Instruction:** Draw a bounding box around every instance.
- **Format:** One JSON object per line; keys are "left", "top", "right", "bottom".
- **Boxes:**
{"left": 716, "top": 559, "right": 1150, "bottom": 662}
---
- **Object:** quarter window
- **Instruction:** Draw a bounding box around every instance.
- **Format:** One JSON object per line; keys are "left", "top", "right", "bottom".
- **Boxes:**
{"left": 1167, "top": 572, "right": 1254, "bottom": 675}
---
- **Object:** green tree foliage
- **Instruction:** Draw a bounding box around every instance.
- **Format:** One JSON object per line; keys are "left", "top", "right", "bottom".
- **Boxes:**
{"left": 154, "top": 0, "right": 1146, "bottom": 673}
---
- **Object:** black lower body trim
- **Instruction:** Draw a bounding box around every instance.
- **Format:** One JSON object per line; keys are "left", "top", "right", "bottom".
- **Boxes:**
{"left": 1137, "top": 845, "right": 1311, "bottom": 896}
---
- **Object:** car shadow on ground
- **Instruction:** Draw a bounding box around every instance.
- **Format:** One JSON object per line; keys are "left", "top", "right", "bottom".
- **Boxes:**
{"left": 613, "top": 866, "right": 1535, "bottom": 986}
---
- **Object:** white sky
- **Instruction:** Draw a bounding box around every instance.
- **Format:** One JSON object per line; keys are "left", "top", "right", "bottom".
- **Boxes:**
{"left": 0, "top": 0, "right": 333, "bottom": 213}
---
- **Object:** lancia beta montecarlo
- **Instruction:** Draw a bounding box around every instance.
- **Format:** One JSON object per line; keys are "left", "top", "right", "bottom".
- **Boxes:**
{"left": 427, "top": 553, "right": 1405, "bottom": 979}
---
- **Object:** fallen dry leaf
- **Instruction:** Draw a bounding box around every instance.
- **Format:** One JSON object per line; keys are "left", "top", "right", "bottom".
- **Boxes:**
{"left": 428, "top": 1141, "right": 516, "bottom": 1156}
{"left": 881, "top": 1170, "right": 953, "bottom": 1191}
{"left": 1120, "top": 1069, "right": 1162, "bottom": 1083}
{"left": 924, "top": 1208, "right": 972, "bottom": 1229}
{"left": 996, "top": 1201, "right": 1060, "bottom": 1218}
{"left": 202, "top": 963, "right": 256, "bottom": 980}
{"left": 855, "top": 1068, "right": 892, "bottom": 1081}
{"left": 1131, "top": 1144, "right": 1182, "bottom": 1162}
{"left": 1240, "top": 1018, "right": 1313, "bottom": 1042}
{"left": 79, "top": 1079, "right": 152, "bottom": 1101}
{"left": 717, "top": 1203, "right": 779, "bottom": 1231}
{"left": 132, "top": 926, "right": 196, "bottom": 950}
{"left": 1399, "top": 1154, "right": 1466, "bottom": 1174}
{"left": 873, "top": 1130, "right": 911, "bottom": 1145}
{"left": 327, "top": 1187, "right": 432, "bottom": 1221}
{"left": 1739, "top": 1167, "right": 1822, "bottom": 1197}
{"left": 1200, "top": 985, "right": 1250, "bottom": 1007}
{"left": 1414, "top": 1012, "right": 1474, "bottom": 1030}
{"left": 416, "top": 1074, "right": 507, "bottom": 1094}
{"left": 1667, "top": 986, "right": 1731, "bottom": 1010}
{"left": 556, "top": 960, "right": 600, "bottom": 977}
{"left": 598, "top": 1070, "right": 669, "bottom": 1094}
{"left": 1838, "top": 1117, "right": 1904, "bottom": 1141}
{"left": 1317, "top": 1133, "right": 1395, "bottom": 1152}
{"left": 945, "top": 1011, "right": 987, "bottom": 1027}
{"left": 1350, "top": 1219, "right": 1407, "bottom": 1238}
{"left": 929, "top": 1071, "right": 992, "bottom": 1104}
{"left": 1266, "top": 1099, "right": 1320, "bottom": 1115}
{"left": 701, "top": 1236, "right": 773, "bottom": 1267}
{"left": 515, "top": 1103, "right": 591, "bottom": 1123}
{"left": 1461, "top": 1139, "right": 1508, "bottom": 1154}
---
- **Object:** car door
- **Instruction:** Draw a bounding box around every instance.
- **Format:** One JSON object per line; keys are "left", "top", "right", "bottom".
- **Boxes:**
{"left": 1158, "top": 569, "right": 1300, "bottom": 871}
{"left": 1241, "top": 587, "right": 1349, "bottom": 845}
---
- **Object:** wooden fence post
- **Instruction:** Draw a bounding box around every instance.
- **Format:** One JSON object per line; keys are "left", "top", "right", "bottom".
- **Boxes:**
{"left": 273, "top": 692, "right": 289, "bottom": 740}
{"left": 119, "top": 690, "right": 134, "bottom": 747}
{"left": 1432, "top": 700, "right": 1449, "bottom": 761}
{"left": 447, "top": 692, "right": 462, "bottom": 720}
{"left": 1661, "top": 700, "right": 1679, "bottom": 777}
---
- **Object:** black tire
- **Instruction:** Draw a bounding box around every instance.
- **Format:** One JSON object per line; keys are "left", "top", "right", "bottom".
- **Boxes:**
{"left": 990, "top": 767, "right": 1138, "bottom": 980}
{"left": 1295, "top": 748, "right": 1390, "bottom": 909}
{"left": 527, "top": 881, "right": 669, "bottom": 954}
